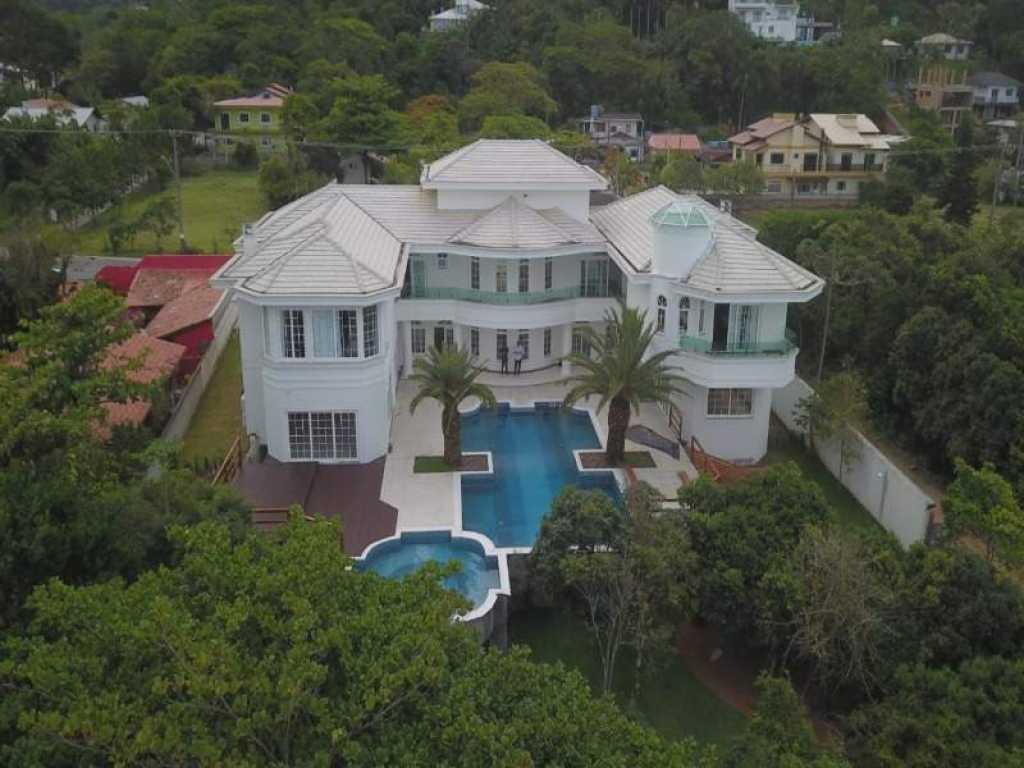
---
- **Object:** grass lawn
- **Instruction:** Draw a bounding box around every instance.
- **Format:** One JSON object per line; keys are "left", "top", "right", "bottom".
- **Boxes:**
{"left": 761, "top": 425, "right": 879, "bottom": 533}
{"left": 511, "top": 607, "right": 747, "bottom": 747}
{"left": 74, "top": 169, "right": 265, "bottom": 256}
{"left": 181, "top": 332, "right": 242, "bottom": 466}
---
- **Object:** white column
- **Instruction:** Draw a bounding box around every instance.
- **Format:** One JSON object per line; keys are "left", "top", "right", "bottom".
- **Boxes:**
{"left": 402, "top": 321, "right": 413, "bottom": 376}
{"left": 561, "top": 324, "right": 573, "bottom": 378}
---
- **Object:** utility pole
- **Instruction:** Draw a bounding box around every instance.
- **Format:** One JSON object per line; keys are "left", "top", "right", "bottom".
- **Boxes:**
{"left": 990, "top": 139, "right": 1004, "bottom": 224}
{"left": 171, "top": 130, "right": 186, "bottom": 250}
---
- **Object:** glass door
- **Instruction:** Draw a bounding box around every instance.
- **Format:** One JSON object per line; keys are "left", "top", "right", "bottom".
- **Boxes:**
{"left": 411, "top": 258, "right": 426, "bottom": 298}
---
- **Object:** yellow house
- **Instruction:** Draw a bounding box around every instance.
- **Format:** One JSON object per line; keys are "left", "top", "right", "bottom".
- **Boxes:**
{"left": 729, "top": 113, "right": 901, "bottom": 199}
{"left": 211, "top": 83, "right": 292, "bottom": 153}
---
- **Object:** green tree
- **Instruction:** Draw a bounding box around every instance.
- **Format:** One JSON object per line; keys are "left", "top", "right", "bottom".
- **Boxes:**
{"left": 258, "top": 149, "right": 325, "bottom": 209}
{"left": 478, "top": 114, "right": 551, "bottom": 139}
{"left": 725, "top": 675, "right": 851, "bottom": 768}
{"left": 281, "top": 92, "right": 320, "bottom": 142}
{"left": 319, "top": 75, "right": 402, "bottom": 146}
{"left": 938, "top": 114, "right": 982, "bottom": 224}
{"left": 0, "top": 231, "right": 65, "bottom": 335}
{"left": 134, "top": 195, "right": 178, "bottom": 252}
{"left": 408, "top": 345, "right": 497, "bottom": 467}
{"left": 793, "top": 371, "right": 868, "bottom": 483}
{"left": 0, "top": 520, "right": 707, "bottom": 767}
{"left": 563, "top": 305, "right": 684, "bottom": 465}
{"left": 945, "top": 459, "right": 1024, "bottom": 564}
{"left": 458, "top": 61, "right": 557, "bottom": 132}
{"left": 660, "top": 154, "right": 705, "bottom": 192}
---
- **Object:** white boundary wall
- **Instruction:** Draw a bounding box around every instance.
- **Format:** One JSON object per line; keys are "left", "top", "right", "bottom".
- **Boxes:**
{"left": 773, "top": 377, "right": 934, "bottom": 547}
{"left": 162, "top": 301, "right": 239, "bottom": 442}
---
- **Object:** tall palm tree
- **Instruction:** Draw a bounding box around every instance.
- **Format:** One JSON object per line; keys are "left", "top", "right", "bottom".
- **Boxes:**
{"left": 563, "top": 305, "right": 684, "bottom": 465}
{"left": 409, "top": 344, "right": 497, "bottom": 467}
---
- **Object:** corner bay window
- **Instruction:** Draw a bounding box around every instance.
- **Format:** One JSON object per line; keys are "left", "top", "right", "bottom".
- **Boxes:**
{"left": 288, "top": 411, "right": 357, "bottom": 460}
{"left": 282, "top": 307, "right": 379, "bottom": 359}
{"left": 707, "top": 388, "right": 753, "bottom": 417}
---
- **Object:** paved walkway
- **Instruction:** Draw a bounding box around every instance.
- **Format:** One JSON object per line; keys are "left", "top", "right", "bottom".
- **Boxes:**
{"left": 381, "top": 380, "right": 698, "bottom": 532}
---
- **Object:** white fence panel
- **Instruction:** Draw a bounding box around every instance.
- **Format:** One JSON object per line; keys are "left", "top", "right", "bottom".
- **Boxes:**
{"left": 773, "top": 377, "right": 934, "bottom": 547}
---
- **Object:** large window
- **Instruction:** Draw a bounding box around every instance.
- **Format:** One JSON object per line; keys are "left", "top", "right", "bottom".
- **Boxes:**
{"left": 411, "top": 325, "right": 426, "bottom": 354}
{"left": 571, "top": 327, "right": 591, "bottom": 357}
{"left": 471, "top": 257, "right": 480, "bottom": 290}
{"left": 679, "top": 297, "right": 690, "bottom": 335}
{"left": 544, "top": 257, "right": 553, "bottom": 290}
{"left": 518, "top": 330, "right": 530, "bottom": 359}
{"left": 518, "top": 259, "right": 530, "bottom": 292}
{"left": 282, "top": 309, "right": 306, "bottom": 358}
{"left": 363, "top": 305, "right": 378, "bottom": 357}
{"left": 470, "top": 327, "right": 480, "bottom": 357}
{"left": 260, "top": 112, "right": 271, "bottom": 124}
{"left": 496, "top": 329, "right": 508, "bottom": 357}
{"left": 656, "top": 296, "right": 667, "bottom": 333}
{"left": 496, "top": 263, "right": 507, "bottom": 293}
{"left": 288, "top": 411, "right": 357, "bottom": 460}
{"left": 543, "top": 328, "right": 552, "bottom": 356}
{"left": 706, "top": 388, "right": 753, "bottom": 417}
{"left": 437, "top": 253, "right": 448, "bottom": 270}
{"left": 580, "top": 259, "right": 609, "bottom": 297}
{"left": 769, "top": 152, "right": 785, "bottom": 165}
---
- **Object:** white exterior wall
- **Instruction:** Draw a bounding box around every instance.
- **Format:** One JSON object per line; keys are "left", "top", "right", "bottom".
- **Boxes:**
{"left": 435, "top": 189, "right": 591, "bottom": 222}
{"left": 675, "top": 382, "right": 773, "bottom": 463}
{"left": 729, "top": 0, "right": 800, "bottom": 42}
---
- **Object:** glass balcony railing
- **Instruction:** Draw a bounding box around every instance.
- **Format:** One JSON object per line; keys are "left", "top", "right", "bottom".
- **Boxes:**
{"left": 405, "top": 285, "right": 615, "bottom": 304}
{"left": 678, "top": 328, "right": 798, "bottom": 356}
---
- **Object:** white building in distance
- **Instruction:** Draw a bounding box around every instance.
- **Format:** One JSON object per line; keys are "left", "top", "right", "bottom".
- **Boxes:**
{"left": 212, "top": 140, "right": 823, "bottom": 466}
{"left": 429, "top": 0, "right": 488, "bottom": 31}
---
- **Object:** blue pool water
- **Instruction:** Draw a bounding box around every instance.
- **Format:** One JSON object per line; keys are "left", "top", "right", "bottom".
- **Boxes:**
{"left": 358, "top": 531, "right": 500, "bottom": 609}
{"left": 461, "top": 404, "right": 621, "bottom": 548}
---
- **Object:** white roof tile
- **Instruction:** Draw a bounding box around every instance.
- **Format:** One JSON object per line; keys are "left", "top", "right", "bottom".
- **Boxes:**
{"left": 591, "top": 186, "right": 821, "bottom": 297}
{"left": 448, "top": 197, "right": 604, "bottom": 249}
{"left": 422, "top": 139, "right": 608, "bottom": 188}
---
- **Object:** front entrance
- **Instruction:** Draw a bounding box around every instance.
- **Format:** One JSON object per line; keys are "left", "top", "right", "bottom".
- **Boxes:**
{"left": 433, "top": 324, "right": 454, "bottom": 351}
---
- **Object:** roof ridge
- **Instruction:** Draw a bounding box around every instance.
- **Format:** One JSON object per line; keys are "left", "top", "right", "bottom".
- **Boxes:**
{"left": 245, "top": 225, "right": 327, "bottom": 287}
{"left": 425, "top": 139, "right": 482, "bottom": 181}
{"left": 334, "top": 188, "right": 406, "bottom": 245}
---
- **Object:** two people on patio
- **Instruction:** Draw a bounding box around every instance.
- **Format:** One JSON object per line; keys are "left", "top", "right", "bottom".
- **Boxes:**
{"left": 498, "top": 342, "right": 526, "bottom": 376}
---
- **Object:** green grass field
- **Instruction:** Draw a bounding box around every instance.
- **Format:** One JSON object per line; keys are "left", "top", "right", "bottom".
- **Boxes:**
{"left": 511, "top": 608, "right": 746, "bottom": 747}
{"left": 75, "top": 169, "right": 265, "bottom": 256}
{"left": 181, "top": 332, "right": 242, "bottom": 466}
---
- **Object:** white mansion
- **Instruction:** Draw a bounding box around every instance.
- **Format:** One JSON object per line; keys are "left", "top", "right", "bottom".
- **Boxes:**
{"left": 212, "top": 140, "right": 823, "bottom": 466}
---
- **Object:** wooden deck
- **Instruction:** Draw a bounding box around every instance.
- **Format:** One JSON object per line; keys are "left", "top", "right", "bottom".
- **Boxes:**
{"left": 233, "top": 457, "right": 398, "bottom": 556}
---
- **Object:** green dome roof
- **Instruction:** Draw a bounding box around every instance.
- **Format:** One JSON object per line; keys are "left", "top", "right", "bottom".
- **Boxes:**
{"left": 649, "top": 200, "right": 711, "bottom": 229}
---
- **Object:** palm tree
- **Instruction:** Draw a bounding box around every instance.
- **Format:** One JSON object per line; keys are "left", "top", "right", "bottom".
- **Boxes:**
{"left": 409, "top": 344, "right": 497, "bottom": 467}
{"left": 563, "top": 305, "right": 684, "bottom": 465}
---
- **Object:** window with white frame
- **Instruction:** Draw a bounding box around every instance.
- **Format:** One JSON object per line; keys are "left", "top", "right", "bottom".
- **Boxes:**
{"left": 338, "top": 310, "right": 359, "bottom": 358}
{"left": 471, "top": 257, "right": 480, "bottom": 290}
{"left": 518, "top": 259, "right": 529, "bottom": 292}
{"left": 544, "top": 257, "right": 553, "bottom": 290}
{"left": 656, "top": 296, "right": 667, "bottom": 333}
{"left": 363, "top": 305, "right": 378, "bottom": 357}
{"left": 496, "top": 329, "right": 508, "bottom": 357}
{"left": 437, "top": 253, "right": 448, "bottom": 270}
{"left": 288, "top": 411, "right": 357, "bottom": 460}
{"left": 470, "top": 327, "right": 480, "bottom": 357}
{"left": 571, "top": 327, "right": 591, "bottom": 356}
{"left": 239, "top": 112, "right": 250, "bottom": 123}
{"left": 411, "top": 324, "right": 426, "bottom": 354}
{"left": 517, "top": 330, "right": 529, "bottom": 359}
{"left": 282, "top": 309, "right": 306, "bottom": 358}
{"left": 706, "top": 388, "right": 753, "bottom": 417}
{"left": 496, "top": 263, "right": 507, "bottom": 293}
{"left": 770, "top": 152, "right": 785, "bottom": 165}
{"left": 679, "top": 297, "right": 690, "bottom": 335}
{"left": 260, "top": 112, "right": 271, "bottom": 124}
{"left": 544, "top": 328, "right": 552, "bottom": 356}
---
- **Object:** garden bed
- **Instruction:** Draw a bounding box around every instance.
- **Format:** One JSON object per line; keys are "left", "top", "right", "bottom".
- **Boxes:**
{"left": 414, "top": 454, "right": 489, "bottom": 473}
{"left": 578, "top": 450, "right": 656, "bottom": 469}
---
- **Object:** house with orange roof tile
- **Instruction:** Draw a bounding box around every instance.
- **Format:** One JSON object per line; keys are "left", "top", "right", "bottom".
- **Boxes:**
{"left": 212, "top": 83, "right": 292, "bottom": 153}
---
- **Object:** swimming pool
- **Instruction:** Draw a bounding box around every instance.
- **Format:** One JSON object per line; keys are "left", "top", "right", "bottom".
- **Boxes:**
{"left": 357, "top": 530, "right": 501, "bottom": 611}
{"left": 460, "top": 404, "right": 621, "bottom": 548}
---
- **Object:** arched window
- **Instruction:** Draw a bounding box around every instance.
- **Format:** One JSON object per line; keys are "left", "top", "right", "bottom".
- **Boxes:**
{"left": 656, "top": 295, "right": 667, "bottom": 333}
{"left": 679, "top": 297, "right": 690, "bottom": 336}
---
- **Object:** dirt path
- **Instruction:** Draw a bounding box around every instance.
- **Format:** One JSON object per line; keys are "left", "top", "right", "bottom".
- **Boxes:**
{"left": 677, "top": 622, "right": 761, "bottom": 716}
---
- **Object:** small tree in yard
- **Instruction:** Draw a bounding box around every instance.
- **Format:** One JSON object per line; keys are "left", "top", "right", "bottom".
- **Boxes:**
{"left": 794, "top": 370, "right": 867, "bottom": 483}
{"left": 408, "top": 345, "right": 496, "bottom": 467}
{"left": 135, "top": 196, "right": 178, "bottom": 251}
{"left": 531, "top": 484, "right": 698, "bottom": 695}
{"left": 945, "top": 459, "right": 1024, "bottom": 564}
{"left": 563, "top": 305, "right": 684, "bottom": 465}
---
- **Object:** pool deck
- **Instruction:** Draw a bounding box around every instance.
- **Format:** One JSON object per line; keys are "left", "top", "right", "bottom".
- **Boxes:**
{"left": 382, "top": 380, "right": 698, "bottom": 532}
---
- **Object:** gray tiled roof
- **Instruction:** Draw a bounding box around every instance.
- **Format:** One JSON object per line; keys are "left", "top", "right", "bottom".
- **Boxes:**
{"left": 591, "top": 186, "right": 822, "bottom": 296}
{"left": 421, "top": 139, "right": 608, "bottom": 188}
{"left": 448, "top": 197, "right": 604, "bottom": 249}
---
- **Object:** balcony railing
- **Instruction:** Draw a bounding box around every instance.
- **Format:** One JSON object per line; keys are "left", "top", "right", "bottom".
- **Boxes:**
{"left": 404, "top": 285, "right": 615, "bottom": 304}
{"left": 678, "top": 328, "right": 798, "bottom": 356}
{"left": 824, "top": 163, "right": 881, "bottom": 173}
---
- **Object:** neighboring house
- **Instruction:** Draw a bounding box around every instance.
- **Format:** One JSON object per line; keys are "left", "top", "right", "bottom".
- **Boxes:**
{"left": 98, "top": 254, "right": 231, "bottom": 375}
{"left": 968, "top": 71, "right": 1022, "bottom": 120}
{"left": 577, "top": 106, "right": 645, "bottom": 160}
{"left": 212, "top": 139, "right": 823, "bottom": 466}
{"left": 429, "top": 0, "right": 488, "bottom": 31}
{"left": 727, "top": 0, "right": 832, "bottom": 44}
{"left": 729, "top": 113, "right": 900, "bottom": 198}
{"left": 212, "top": 83, "right": 292, "bottom": 153}
{"left": 918, "top": 33, "right": 973, "bottom": 61}
{"left": 2, "top": 98, "right": 106, "bottom": 131}
{"left": 914, "top": 66, "right": 974, "bottom": 134}
{"left": 121, "top": 95, "right": 149, "bottom": 108}
{"left": 99, "top": 331, "right": 187, "bottom": 436}
{"left": 648, "top": 133, "right": 702, "bottom": 158}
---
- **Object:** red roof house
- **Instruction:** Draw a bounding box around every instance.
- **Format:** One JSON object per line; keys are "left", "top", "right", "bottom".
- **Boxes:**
{"left": 99, "top": 331, "right": 187, "bottom": 435}
{"left": 145, "top": 283, "right": 226, "bottom": 375}
{"left": 647, "top": 133, "right": 702, "bottom": 155}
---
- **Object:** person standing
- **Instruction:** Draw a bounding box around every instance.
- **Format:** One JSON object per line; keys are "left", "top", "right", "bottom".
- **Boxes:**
{"left": 513, "top": 340, "right": 525, "bottom": 376}
{"left": 499, "top": 343, "right": 509, "bottom": 374}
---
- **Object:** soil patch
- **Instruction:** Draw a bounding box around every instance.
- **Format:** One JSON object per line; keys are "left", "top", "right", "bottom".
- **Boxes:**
{"left": 413, "top": 454, "right": 489, "bottom": 473}
{"left": 579, "top": 450, "right": 656, "bottom": 469}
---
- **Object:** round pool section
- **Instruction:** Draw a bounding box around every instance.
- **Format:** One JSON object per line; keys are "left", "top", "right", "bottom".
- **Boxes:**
{"left": 356, "top": 530, "right": 506, "bottom": 617}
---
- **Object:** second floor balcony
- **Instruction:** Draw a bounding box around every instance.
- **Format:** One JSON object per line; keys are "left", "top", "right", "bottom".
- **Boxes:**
{"left": 404, "top": 284, "right": 613, "bottom": 304}
{"left": 679, "top": 328, "right": 798, "bottom": 356}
